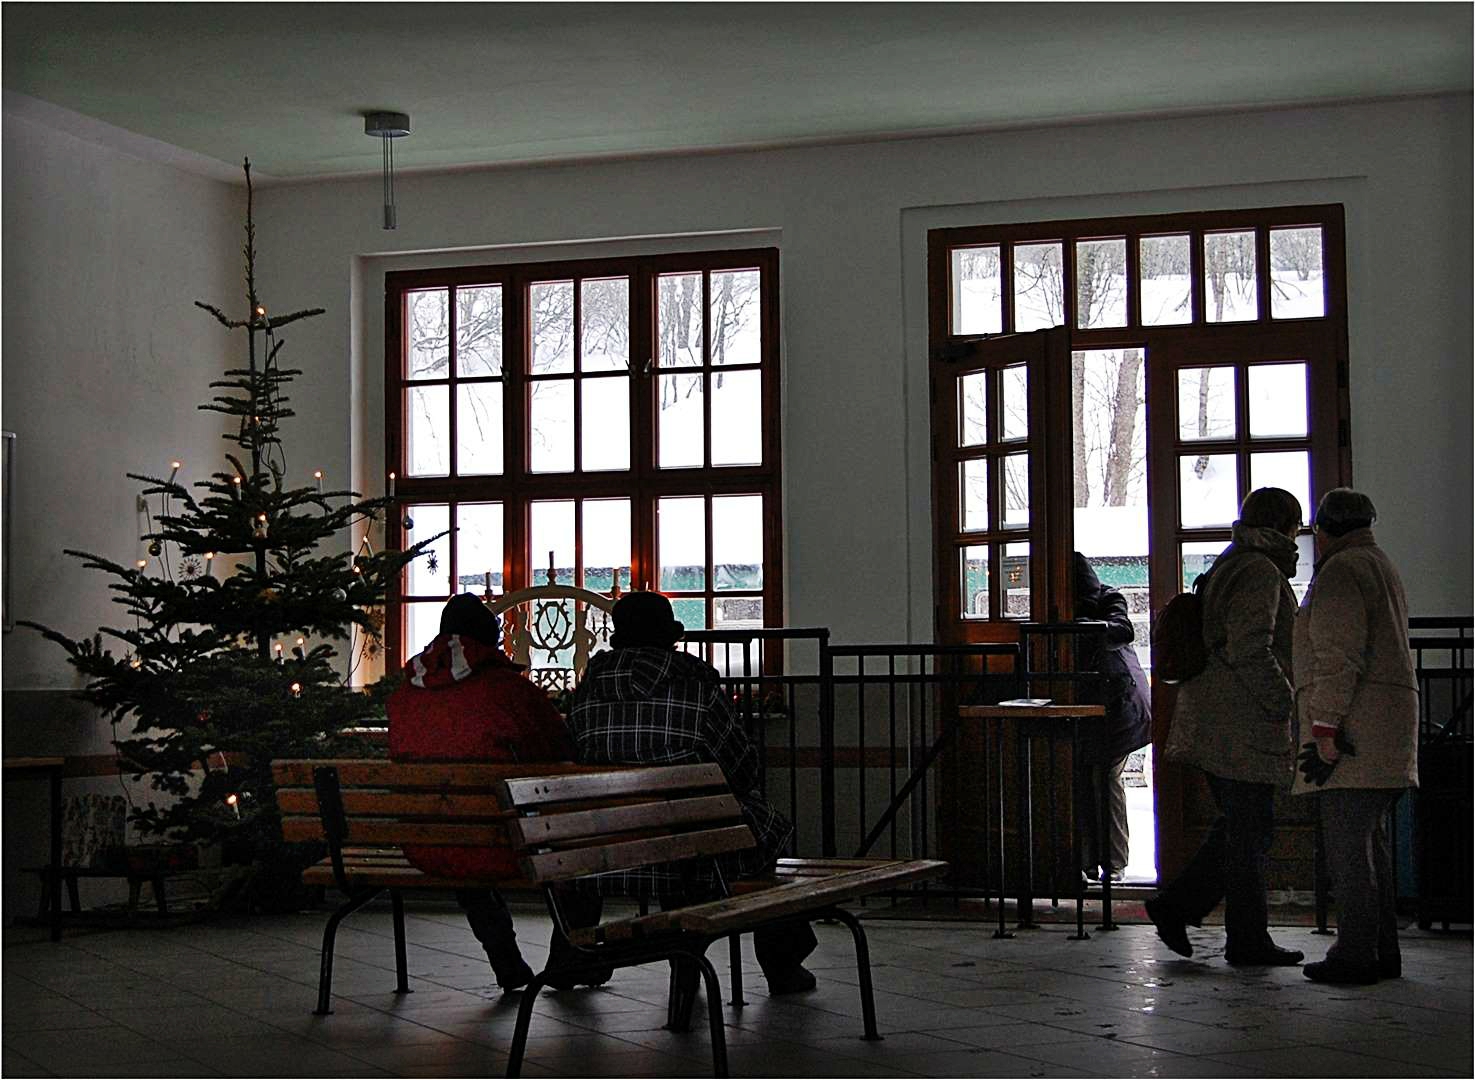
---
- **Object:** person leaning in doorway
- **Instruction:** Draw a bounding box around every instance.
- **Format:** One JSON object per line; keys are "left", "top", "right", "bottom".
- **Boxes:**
{"left": 1072, "top": 553, "right": 1152, "bottom": 883}
{"left": 1148, "top": 486, "right": 1305, "bottom": 966}
{"left": 1292, "top": 488, "right": 1418, "bottom": 985}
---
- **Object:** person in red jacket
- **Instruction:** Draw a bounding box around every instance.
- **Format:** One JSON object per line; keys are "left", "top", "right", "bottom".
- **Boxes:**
{"left": 387, "top": 594, "right": 575, "bottom": 993}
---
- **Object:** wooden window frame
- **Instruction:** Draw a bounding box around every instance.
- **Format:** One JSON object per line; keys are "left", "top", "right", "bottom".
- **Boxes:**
{"left": 383, "top": 248, "right": 783, "bottom": 667}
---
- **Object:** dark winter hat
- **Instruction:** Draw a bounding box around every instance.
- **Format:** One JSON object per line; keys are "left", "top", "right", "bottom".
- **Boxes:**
{"left": 439, "top": 593, "right": 501, "bottom": 646}
{"left": 1315, "top": 488, "right": 1377, "bottom": 538}
{"left": 610, "top": 591, "right": 685, "bottom": 650}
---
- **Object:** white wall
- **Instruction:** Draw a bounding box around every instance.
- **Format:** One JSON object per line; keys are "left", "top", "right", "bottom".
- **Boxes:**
{"left": 2, "top": 104, "right": 241, "bottom": 916}
{"left": 250, "top": 95, "right": 1471, "bottom": 651}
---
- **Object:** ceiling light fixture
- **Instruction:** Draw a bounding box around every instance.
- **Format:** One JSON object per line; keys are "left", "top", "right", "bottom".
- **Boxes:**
{"left": 363, "top": 111, "right": 411, "bottom": 230}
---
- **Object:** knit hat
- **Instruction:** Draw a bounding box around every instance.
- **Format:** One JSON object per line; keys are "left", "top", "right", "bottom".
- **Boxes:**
{"left": 610, "top": 592, "right": 685, "bottom": 650}
{"left": 1314, "top": 488, "right": 1377, "bottom": 538}
{"left": 438, "top": 593, "right": 502, "bottom": 646}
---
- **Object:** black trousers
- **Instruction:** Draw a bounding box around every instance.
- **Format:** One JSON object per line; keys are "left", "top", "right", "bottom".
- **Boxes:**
{"left": 455, "top": 888, "right": 530, "bottom": 983}
{"left": 1155, "top": 772, "right": 1277, "bottom": 949}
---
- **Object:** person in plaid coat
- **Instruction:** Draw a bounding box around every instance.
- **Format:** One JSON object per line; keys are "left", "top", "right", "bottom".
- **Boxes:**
{"left": 566, "top": 591, "right": 818, "bottom": 995}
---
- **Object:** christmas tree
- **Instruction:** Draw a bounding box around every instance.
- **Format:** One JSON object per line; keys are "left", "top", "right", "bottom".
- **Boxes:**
{"left": 23, "top": 160, "right": 435, "bottom": 906}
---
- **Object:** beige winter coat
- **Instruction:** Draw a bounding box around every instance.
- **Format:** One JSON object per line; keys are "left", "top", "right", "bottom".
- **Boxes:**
{"left": 1291, "top": 529, "right": 1418, "bottom": 794}
{"left": 1163, "top": 525, "right": 1299, "bottom": 786}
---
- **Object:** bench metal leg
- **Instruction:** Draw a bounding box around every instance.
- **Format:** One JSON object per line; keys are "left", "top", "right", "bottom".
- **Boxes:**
{"left": 390, "top": 889, "right": 411, "bottom": 996}
{"left": 694, "top": 953, "right": 729, "bottom": 1077}
{"left": 314, "top": 888, "right": 381, "bottom": 1015}
{"left": 505, "top": 973, "right": 548, "bottom": 1077}
{"left": 727, "top": 933, "right": 746, "bottom": 1007}
{"left": 827, "top": 908, "right": 882, "bottom": 1041}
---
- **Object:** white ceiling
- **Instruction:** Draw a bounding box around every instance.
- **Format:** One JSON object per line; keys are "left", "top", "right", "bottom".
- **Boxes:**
{"left": 3, "top": 2, "right": 1470, "bottom": 181}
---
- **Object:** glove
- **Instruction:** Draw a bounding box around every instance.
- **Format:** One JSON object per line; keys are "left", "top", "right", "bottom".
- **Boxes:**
{"left": 1297, "top": 732, "right": 1357, "bottom": 787}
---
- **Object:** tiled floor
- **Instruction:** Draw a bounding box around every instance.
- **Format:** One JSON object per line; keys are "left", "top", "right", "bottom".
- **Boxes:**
{"left": 3, "top": 900, "right": 1470, "bottom": 1078}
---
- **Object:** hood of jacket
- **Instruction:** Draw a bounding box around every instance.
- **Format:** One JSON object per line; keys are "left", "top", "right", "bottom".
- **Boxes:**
{"left": 1227, "top": 522, "right": 1301, "bottom": 579}
{"left": 578, "top": 646, "right": 717, "bottom": 703}
{"left": 401, "top": 633, "right": 520, "bottom": 690}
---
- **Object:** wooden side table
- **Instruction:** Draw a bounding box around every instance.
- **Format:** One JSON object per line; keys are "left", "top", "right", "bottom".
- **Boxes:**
{"left": 958, "top": 706, "right": 1109, "bottom": 939}
{"left": 4, "top": 757, "right": 65, "bottom": 941}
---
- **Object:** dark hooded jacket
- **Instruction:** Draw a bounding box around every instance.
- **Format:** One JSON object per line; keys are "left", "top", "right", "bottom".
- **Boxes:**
{"left": 567, "top": 646, "right": 792, "bottom": 894}
{"left": 1074, "top": 555, "right": 1153, "bottom": 762}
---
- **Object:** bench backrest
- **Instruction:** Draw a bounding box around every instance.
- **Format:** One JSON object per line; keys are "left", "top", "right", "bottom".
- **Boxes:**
{"left": 272, "top": 758, "right": 611, "bottom": 850}
{"left": 501, "top": 763, "right": 756, "bottom": 884}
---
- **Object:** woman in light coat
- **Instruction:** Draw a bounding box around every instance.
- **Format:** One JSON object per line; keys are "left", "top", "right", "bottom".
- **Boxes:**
{"left": 1293, "top": 488, "right": 1418, "bottom": 985}
{"left": 1149, "top": 487, "right": 1304, "bottom": 966}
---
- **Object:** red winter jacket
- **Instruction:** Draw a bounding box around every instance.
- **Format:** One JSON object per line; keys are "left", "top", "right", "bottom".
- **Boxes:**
{"left": 387, "top": 633, "right": 575, "bottom": 878}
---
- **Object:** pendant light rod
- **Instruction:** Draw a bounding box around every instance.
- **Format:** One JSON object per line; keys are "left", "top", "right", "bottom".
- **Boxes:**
{"left": 363, "top": 111, "right": 411, "bottom": 230}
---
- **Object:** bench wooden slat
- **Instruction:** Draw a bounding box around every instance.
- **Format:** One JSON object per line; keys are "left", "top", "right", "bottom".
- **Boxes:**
{"left": 522, "top": 824, "right": 756, "bottom": 881}
{"left": 502, "top": 764, "right": 727, "bottom": 808}
{"left": 280, "top": 818, "right": 509, "bottom": 846}
{"left": 271, "top": 759, "right": 609, "bottom": 788}
{"left": 508, "top": 794, "right": 743, "bottom": 847}
{"left": 673, "top": 859, "right": 948, "bottom": 933}
{"left": 568, "top": 910, "right": 680, "bottom": 945}
{"left": 276, "top": 788, "right": 512, "bottom": 818}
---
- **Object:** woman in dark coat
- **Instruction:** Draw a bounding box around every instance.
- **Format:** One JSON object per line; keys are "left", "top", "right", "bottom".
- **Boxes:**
{"left": 1073, "top": 553, "right": 1152, "bottom": 882}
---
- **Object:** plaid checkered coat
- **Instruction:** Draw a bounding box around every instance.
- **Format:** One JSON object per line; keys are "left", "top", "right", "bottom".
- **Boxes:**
{"left": 566, "top": 646, "right": 793, "bottom": 898}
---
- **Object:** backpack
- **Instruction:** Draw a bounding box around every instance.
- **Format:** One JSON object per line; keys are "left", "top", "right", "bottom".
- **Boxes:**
{"left": 1150, "top": 589, "right": 1207, "bottom": 684}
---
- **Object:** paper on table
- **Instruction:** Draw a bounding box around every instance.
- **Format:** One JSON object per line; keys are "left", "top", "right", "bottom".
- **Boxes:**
{"left": 997, "top": 698, "right": 1053, "bottom": 707}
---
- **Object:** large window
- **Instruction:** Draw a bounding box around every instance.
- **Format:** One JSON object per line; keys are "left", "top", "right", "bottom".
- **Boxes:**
{"left": 930, "top": 205, "right": 1349, "bottom": 651}
{"left": 385, "top": 250, "right": 781, "bottom": 662}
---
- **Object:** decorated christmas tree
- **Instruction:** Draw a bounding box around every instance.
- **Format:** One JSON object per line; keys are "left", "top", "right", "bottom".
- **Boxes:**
{"left": 24, "top": 161, "right": 434, "bottom": 906}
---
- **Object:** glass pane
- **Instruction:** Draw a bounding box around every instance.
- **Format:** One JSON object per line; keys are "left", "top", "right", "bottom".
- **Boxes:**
{"left": 1013, "top": 241, "right": 1063, "bottom": 331}
{"left": 1177, "top": 367, "right": 1236, "bottom": 440}
{"left": 1002, "top": 452, "right": 1030, "bottom": 528}
{"left": 658, "top": 373, "right": 705, "bottom": 468}
{"left": 715, "top": 596, "right": 763, "bottom": 630}
{"left": 1289, "top": 533, "right": 1315, "bottom": 602}
{"left": 1269, "top": 227, "right": 1325, "bottom": 319}
{"left": 713, "top": 494, "right": 763, "bottom": 591}
{"left": 1180, "top": 540, "right": 1226, "bottom": 591}
{"left": 658, "top": 496, "right": 706, "bottom": 591}
{"left": 958, "top": 372, "right": 988, "bottom": 446}
{"left": 528, "top": 379, "right": 573, "bottom": 473}
{"left": 951, "top": 245, "right": 1003, "bottom": 335}
{"left": 1247, "top": 363, "right": 1308, "bottom": 438}
{"left": 1139, "top": 234, "right": 1192, "bottom": 326}
{"left": 406, "top": 288, "right": 449, "bottom": 379}
{"left": 711, "top": 370, "right": 762, "bottom": 466}
{"left": 580, "top": 376, "right": 630, "bottom": 472}
{"left": 1003, "top": 541, "right": 1031, "bottom": 619}
{"left": 455, "top": 502, "right": 503, "bottom": 597}
{"left": 405, "top": 385, "right": 449, "bottom": 476}
{"left": 529, "top": 500, "right": 575, "bottom": 586}
{"left": 961, "top": 545, "right": 989, "bottom": 620}
{"left": 710, "top": 269, "right": 761, "bottom": 366}
{"left": 530, "top": 280, "right": 574, "bottom": 374}
{"left": 1001, "top": 365, "right": 1029, "bottom": 440}
{"left": 404, "top": 601, "right": 445, "bottom": 659}
{"left": 456, "top": 383, "right": 503, "bottom": 475}
{"left": 1075, "top": 238, "right": 1127, "bottom": 329}
{"left": 1072, "top": 348, "right": 1146, "bottom": 508}
{"left": 960, "top": 459, "right": 989, "bottom": 532}
{"left": 657, "top": 272, "right": 703, "bottom": 367}
{"left": 581, "top": 277, "right": 629, "bottom": 372}
{"left": 403, "top": 503, "right": 450, "bottom": 596}
{"left": 1250, "top": 452, "right": 1311, "bottom": 527}
{"left": 1203, "top": 230, "right": 1258, "bottom": 322}
{"left": 671, "top": 597, "right": 707, "bottom": 633}
{"left": 582, "top": 499, "right": 631, "bottom": 594}
{"left": 455, "top": 285, "right": 502, "bottom": 377}
{"left": 1179, "top": 453, "right": 1239, "bottom": 527}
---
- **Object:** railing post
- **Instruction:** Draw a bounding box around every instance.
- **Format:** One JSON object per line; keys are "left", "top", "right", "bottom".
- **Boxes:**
{"left": 820, "top": 632, "right": 836, "bottom": 858}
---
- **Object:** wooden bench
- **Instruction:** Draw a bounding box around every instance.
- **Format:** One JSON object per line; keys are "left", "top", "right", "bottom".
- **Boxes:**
{"left": 500, "top": 763, "right": 948, "bottom": 1078}
{"left": 272, "top": 758, "right": 613, "bottom": 1015}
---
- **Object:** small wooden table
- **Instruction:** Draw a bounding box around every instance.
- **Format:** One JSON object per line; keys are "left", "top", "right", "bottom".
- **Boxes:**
{"left": 959, "top": 705, "right": 1110, "bottom": 940}
{"left": 3, "top": 757, "right": 65, "bottom": 941}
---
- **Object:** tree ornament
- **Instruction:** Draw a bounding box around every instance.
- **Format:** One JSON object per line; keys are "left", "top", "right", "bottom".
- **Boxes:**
{"left": 425, "top": 551, "right": 439, "bottom": 575}
{"left": 331, "top": 587, "right": 348, "bottom": 602}
{"left": 147, "top": 540, "right": 163, "bottom": 557}
{"left": 258, "top": 587, "right": 279, "bottom": 603}
{"left": 402, "top": 514, "right": 415, "bottom": 531}
{"left": 179, "top": 556, "right": 203, "bottom": 579}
